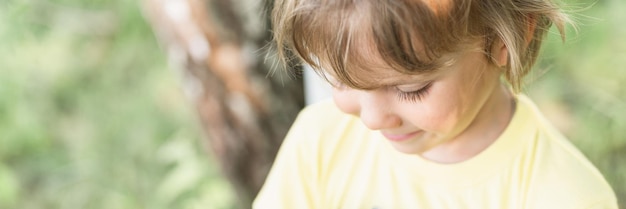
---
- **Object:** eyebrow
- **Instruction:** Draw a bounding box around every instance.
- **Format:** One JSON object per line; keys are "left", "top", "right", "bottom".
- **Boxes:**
{"left": 387, "top": 77, "right": 431, "bottom": 86}
{"left": 378, "top": 73, "right": 437, "bottom": 87}
{"left": 336, "top": 73, "right": 433, "bottom": 90}
{"left": 320, "top": 63, "right": 444, "bottom": 90}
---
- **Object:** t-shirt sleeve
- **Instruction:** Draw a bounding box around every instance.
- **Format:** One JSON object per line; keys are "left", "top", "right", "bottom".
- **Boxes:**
{"left": 252, "top": 109, "right": 320, "bottom": 209}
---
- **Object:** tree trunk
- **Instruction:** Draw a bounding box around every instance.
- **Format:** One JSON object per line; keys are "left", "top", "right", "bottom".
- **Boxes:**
{"left": 142, "top": 0, "right": 304, "bottom": 207}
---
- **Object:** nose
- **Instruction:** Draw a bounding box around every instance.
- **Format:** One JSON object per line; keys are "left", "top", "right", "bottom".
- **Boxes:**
{"left": 358, "top": 92, "right": 402, "bottom": 130}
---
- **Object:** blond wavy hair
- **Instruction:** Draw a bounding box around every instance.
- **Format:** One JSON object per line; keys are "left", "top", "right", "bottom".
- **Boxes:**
{"left": 271, "top": 0, "right": 571, "bottom": 91}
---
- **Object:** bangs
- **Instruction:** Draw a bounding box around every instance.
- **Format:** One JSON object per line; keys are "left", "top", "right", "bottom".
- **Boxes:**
{"left": 274, "top": 0, "right": 571, "bottom": 92}
{"left": 288, "top": 0, "right": 477, "bottom": 89}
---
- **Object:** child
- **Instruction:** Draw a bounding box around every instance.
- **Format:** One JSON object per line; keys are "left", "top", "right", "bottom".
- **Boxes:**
{"left": 254, "top": 0, "right": 618, "bottom": 208}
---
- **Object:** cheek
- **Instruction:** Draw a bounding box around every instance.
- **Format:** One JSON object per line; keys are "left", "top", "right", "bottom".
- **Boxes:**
{"left": 418, "top": 104, "right": 455, "bottom": 131}
{"left": 422, "top": 80, "right": 486, "bottom": 134}
{"left": 415, "top": 88, "right": 463, "bottom": 132}
{"left": 332, "top": 89, "right": 359, "bottom": 115}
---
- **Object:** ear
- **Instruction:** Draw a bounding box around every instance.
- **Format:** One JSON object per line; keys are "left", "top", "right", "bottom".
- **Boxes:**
{"left": 490, "top": 37, "right": 508, "bottom": 68}
{"left": 490, "top": 15, "right": 537, "bottom": 68}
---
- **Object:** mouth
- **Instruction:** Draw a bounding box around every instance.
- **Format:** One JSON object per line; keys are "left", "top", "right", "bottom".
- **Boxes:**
{"left": 381, "top": 130, "right": 423, "bottom": 142}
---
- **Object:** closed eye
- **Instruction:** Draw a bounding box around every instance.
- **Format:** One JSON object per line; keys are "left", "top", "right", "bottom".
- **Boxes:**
{"left": 395, "top": 82, "right": 433, "bottom": 103}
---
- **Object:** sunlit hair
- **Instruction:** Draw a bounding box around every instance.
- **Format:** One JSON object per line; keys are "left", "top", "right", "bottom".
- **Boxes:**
{"left": 271, "top": 0, "right": 570, "bottom": 91}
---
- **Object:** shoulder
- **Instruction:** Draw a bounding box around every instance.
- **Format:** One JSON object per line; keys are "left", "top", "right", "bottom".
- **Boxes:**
{"left": 525, "top": 131, "right": 617, "bottom": 208}
{"left": 288, "top": 99, "right": 360, "bottom": 139}
{"left": 286, "top": 99, "right": 378, "bottom": 172}
{"left": 253, "top": 100, "right": 355, "bottom": 208}
{"left": 516, "top": 95, "right": 618, "bottom": 208}
{"left": 296, "top": 99, "right": 354, "bottom": 126}
{"left": 280, "top": 99, "right": 364, "bottom": 160}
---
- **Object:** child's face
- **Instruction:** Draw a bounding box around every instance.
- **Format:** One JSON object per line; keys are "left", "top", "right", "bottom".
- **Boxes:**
{"left": 330, "top": 46, "right": 505, "bottom": 156}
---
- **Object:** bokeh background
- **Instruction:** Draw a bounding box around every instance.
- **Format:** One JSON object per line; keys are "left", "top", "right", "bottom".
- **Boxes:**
{"left": 0, "top": 0, "right": 624, "bottom": 208}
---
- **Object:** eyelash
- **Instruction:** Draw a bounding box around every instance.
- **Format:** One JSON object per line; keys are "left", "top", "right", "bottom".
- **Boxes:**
{"left": 395, "top": 82, "right": 433, "bottom": 103}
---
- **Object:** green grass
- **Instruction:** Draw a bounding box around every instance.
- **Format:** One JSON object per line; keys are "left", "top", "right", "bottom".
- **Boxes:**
{"left": 0, "top": 0, "right": 624, "bottom": 208}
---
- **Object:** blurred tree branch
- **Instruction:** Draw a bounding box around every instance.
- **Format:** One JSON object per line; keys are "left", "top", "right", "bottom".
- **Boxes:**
{"left": 142, "top": 0, "right": 304, "bottom": 207}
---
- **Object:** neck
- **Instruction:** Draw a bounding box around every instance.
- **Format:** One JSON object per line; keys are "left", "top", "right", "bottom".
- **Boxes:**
{"left": 422, "top": 84, "right": 515, "bottom": 164}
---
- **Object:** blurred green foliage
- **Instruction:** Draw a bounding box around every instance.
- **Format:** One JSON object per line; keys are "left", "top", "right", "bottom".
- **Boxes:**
{"left": 0, "top": 0, "right": 234, "bottom": 208}
{"left": 528, "top": 0, "right": 626, "bottom": 206}
{"left": 0, "top": 0, "right": 624, "bottom": 208}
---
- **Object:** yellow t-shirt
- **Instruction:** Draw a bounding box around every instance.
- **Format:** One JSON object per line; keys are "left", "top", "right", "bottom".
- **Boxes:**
{"left": 253, "top": 95, "right": 617, "bottom": 209}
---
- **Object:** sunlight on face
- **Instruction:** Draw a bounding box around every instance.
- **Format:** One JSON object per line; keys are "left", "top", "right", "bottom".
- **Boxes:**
{"left": 330, "top": 45, "right": 507, "bottom": 160}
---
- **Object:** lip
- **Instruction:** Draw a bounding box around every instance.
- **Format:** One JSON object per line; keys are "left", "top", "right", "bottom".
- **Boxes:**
{"left": 381, "top": 130, "right": 422, "bottom": 142}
